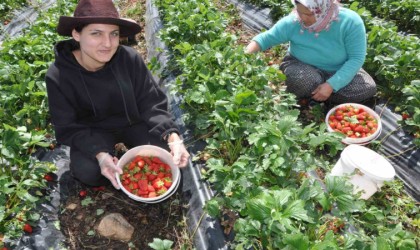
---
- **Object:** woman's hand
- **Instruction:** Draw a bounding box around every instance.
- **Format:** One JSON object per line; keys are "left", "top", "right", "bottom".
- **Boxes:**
{"left": 312, "top": 82, "right": 333, "bottom": 101}
{"left": 96, "top": 152, "right": 123, "bottom": 189}
{"left": 245, "top": 41, "right": 261, "bottom": 54}
{"left": 167, "top": 133, "right": 190, "bottom": 168}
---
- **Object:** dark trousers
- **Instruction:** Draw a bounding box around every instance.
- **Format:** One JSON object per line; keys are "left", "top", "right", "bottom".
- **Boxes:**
{"left": 280, "top": 55, "right": 377, "bottom": 104}
{"left": 70, "top": 122, "right": 168, "bottom": 186}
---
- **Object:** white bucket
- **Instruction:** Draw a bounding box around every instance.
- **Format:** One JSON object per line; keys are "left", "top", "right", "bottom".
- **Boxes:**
{"left": 331, "top": 144, "right": 396, "bottom": 199}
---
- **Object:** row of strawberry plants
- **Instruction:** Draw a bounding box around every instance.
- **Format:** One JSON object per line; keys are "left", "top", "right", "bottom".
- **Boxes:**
{"left": 344, "top": 0, "right": 419, "bottom": 34}
{"left": 0, "top": 0, "right": 76, "bottom": 247}
{"left": 153, "top": 0, "right": 418, "bottom": 249}
{"left": 0, "top": 0, "right": 27, "bottom": 24}
{"left": 348, "top": 2, "right": 420, "bottom": 141}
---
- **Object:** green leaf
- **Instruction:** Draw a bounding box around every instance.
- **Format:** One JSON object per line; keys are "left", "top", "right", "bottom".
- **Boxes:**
{"left": 81, "top": 197, "right": 94, "bottom": 206}
{"left": 148, "top": 238, "right": 173, "bottom": 250}
{"left": 283, "top": 200, "right": 313, "bottom": 223}
{"left": 373, "top": 237, "right": 391, "bottom": 250}
{"left": 282, "top": 233, "right": 310, "bottom": 250}
{"left": 205, "top": 199, "right": 221, "bottom": 217}
{"left": 96, "top": 209, "right": 104, "bottom": 216}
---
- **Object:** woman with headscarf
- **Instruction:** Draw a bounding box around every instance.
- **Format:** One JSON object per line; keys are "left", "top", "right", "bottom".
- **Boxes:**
{"left": 45, "top": 0, "right": 190, "bottom": 189}
{"left": 246, "top": 0, "right": 376, "bottom": 105}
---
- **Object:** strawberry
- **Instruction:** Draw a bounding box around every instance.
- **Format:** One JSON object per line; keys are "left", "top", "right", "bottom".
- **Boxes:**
{"left": 163, "top": 177, "right": 172, "bottom": 188}
{"left": 152, "top": 179, "right": 165, "bottom": 189}
{"left": 43, "top": 174, "right": 53, "bottom": 182}
{"left": 148, "top": 192, "right": 157, "bottom": 198}
{"left": 157, "top": 172, "right": 165, "bottom": 179}
{"left": 137, "top": 160, "right": 145, "bottom": 167}
{"left": 147, "top": 185, "right": 155, "bottom": 192}
{"left": 157, "top": 186, "right": 168, "bottom": 195}
{"left": 147, "top": 173, "right": 157, "bottom": 181}
{"left": 402, "top": 113, "right": 410, "bottom": 120}
{"left": 79, "top": 190, "right": 87, "bottom": 198}
{"left": 23, "top": 223, "right": 32, "bottom": 233}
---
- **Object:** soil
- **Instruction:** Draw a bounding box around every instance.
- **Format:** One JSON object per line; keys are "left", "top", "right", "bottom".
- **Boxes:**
{"left": 59, "top": 181, "right": 189, "bottom": 250}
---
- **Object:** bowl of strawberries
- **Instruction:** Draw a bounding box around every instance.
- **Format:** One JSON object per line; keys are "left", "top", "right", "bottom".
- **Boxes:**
{"left": 116, "top": 145, "right": 181, "bottom": 203}
{"left": 326, "top": 103, "right": 382, "bottom": 145}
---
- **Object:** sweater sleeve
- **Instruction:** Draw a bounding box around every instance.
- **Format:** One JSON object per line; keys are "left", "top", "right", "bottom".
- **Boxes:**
{"left": 252, "top": 16, "right": 291, "bottom": 51}
{"left": 327, "top": 14, "right": 367, "bottom": 91}
{"left": 45, "top": 66, "right": 114, "bottom": 158}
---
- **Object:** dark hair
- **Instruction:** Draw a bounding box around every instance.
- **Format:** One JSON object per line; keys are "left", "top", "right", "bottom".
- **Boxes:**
{"left": 74, "top": 23, "right": 88, "bottom": 33}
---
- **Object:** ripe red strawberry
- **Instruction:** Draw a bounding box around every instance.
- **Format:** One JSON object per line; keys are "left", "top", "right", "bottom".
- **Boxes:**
{"left": 152, "top": 179, "right": 164, "bottom": 189}
{"left": 23, "top": 223, "right": 32, "bottom": 233}
{"left": 163, "top": 177, "right": 172, "bottom": 188}
{"left": 79, "top": 190, "right": 87, "bottom": 198}
{"left": 402, "top": 113, "right": 410, "bottom": 120}
{"left": 43, "top": 174, "right": 53, "bottom": 182}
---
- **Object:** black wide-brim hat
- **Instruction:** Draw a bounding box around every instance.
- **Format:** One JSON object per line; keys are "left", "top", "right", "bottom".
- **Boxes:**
{"left": 57, "top": 0, "right": 141, "bottom": 37}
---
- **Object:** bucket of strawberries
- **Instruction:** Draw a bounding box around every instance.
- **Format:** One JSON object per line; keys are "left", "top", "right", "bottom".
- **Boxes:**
{"left": 115, "top": 145, "right": 181, "bottom": 203}
{"left": 326, "top": 103, "right": 382, "bottom": 145}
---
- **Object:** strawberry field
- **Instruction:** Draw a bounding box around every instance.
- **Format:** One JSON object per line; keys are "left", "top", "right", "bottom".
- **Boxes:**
{"left": 0, "top": 0, "right": 419, "bottom": 249}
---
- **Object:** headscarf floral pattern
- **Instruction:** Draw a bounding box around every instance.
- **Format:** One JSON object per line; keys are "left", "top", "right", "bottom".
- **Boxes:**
{"left": 291, "top": 0, "right": 340, "bottom": 37}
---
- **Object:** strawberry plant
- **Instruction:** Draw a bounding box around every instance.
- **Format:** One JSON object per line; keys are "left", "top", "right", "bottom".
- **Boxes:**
{"left": 155, "top": 0, "right": 227, "bottom": 52}
{"left": 0, "top": 0, "right": 27, "bottom": 24}
{"left": 400, "top": 80, "right": 420, "bottom": 144}
{"left": 344, "top": 0, "right": 420, "bottom": 34}
{"left": 0, "top": 0, "right": 75, "bottom": 245}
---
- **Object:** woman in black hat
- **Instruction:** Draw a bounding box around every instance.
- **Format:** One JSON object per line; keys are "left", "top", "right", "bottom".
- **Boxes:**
{"left": 45, "top": 0, "right": 190, "bottom": 189}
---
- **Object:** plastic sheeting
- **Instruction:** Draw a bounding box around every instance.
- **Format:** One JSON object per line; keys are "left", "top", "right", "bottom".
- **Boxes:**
{"left": 4, "top": 147, "right": 71, "bottom": 250}
{"left": 375, "top": 104, "right": 420, "bottom": 201}
{"left": 227, "top": 0, "right": 420, "bottom": 201}
{"left": 0, "top": 0, "right": 56, "bottom": 42}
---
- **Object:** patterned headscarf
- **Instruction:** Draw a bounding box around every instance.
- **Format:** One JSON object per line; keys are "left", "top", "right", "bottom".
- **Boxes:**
{"left": 291, "top": 0, "right": 340, "bottom": 37}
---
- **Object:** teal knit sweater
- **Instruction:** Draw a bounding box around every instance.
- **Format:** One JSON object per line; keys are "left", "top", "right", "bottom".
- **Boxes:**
{"left": 253, "top": 8, "right": 367, "bottom": 92}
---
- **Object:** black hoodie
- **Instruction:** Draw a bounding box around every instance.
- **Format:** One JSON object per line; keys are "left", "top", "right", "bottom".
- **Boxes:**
{"left": 45, "top": 39, "right": 179, "bottom": 158}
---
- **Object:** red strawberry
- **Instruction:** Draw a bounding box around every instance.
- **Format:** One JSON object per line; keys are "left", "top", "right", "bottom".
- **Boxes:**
{"left": 23, "top": 223, "right": 32, "bottom": 233}
{"left": 163, "top": 177, "right": 172, "bottom": 188}
{"left": 152, "top": 179, "right": 165, "bottom": 189}
{"left": 157, "top": 186, "right": 168, "bottom": 195}
{"left": 79, "top": 190, "right": 87, "bottom": 198}
{"left": 43, "top": 174, "right": 53, "bottom": 182}
{"left": 402, "top": 113, "right": 410, "bottom": 120}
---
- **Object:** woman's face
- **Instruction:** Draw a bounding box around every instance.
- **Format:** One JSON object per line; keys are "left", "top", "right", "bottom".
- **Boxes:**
{"left": 72, "top": 23, "right": 120, "bottom": 71}
{"left": 296, "top": 3, "right": 316, "bottom": 26}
